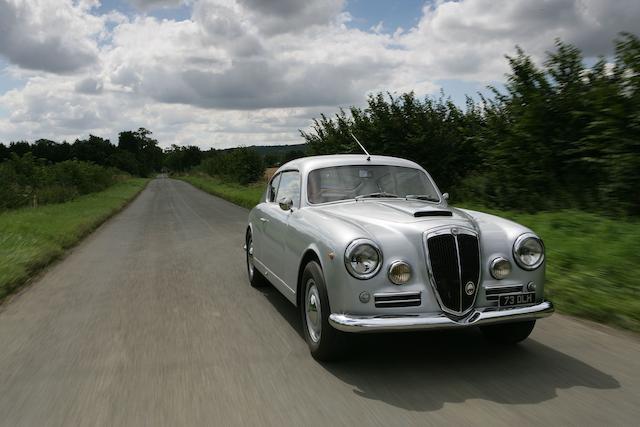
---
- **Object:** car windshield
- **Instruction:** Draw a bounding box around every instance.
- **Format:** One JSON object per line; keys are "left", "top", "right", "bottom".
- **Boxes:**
{"left": 307, "top": 165, "right": 440, "bottom": 204}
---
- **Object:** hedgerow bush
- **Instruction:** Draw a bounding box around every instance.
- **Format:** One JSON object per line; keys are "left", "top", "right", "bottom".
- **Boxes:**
{"left": 201, "top": 147, "right": 264, "bottom": 184}
{"left": 0, "top": 154, "right": 124, "bottom": 210}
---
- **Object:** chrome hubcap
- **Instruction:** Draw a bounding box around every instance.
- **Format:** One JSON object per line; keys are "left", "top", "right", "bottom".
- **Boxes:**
{"left": 247, "top": 237, "right": 254, "bottom": 279}
{"left": 305, "top": 280, "right": 321, "bottom": 343}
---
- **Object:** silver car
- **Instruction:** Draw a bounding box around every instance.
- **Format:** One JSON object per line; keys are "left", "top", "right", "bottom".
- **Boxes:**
{"left": 245, "top": 154, "right": 554, "bottom": 360}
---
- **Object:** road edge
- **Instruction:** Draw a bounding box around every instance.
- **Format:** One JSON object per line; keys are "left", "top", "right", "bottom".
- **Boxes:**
{"left": 0, "top": 179, "right": 151, "bottom": 307}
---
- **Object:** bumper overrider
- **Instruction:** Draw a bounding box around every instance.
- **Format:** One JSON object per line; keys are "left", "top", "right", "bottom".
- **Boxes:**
{"left": 328, "top": 300, "right": 554, "bottom": 333}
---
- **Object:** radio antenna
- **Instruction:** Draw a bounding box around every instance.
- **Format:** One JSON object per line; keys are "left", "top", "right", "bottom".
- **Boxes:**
{"left": 349, "top": 132, "right": 371, "bottom": 161}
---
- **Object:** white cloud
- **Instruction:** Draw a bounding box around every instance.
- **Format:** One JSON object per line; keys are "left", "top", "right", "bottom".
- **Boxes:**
{"left": 0, "top": 0, "right": 103, "bottom": 73}
{"left": 1, "top": 0, "right": 639, "bottom": 148}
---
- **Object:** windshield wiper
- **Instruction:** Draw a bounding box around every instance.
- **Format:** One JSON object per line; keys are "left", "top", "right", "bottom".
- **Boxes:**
{"left": 355, "top": 192, "right": 399, "bottom": 200}
{"left": 405, "top": 194, "right": 440, "bottom": 202}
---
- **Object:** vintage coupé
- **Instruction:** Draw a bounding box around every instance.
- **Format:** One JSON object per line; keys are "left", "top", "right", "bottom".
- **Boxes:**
{"left": 245, "top": 154, "right": 554, "bottom": 360}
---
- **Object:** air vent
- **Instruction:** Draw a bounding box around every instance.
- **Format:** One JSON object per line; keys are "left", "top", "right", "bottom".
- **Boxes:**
{"left": 374, "top": 291, "right": 421, "bottom": 308}
{"left": 414, "top": 211, "right": 453, "bottom": 217}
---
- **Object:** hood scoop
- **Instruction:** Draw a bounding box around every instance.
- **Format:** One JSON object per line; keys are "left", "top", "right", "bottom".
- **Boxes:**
{"left": 414, "top": 210, "right": 453, "bottom": 218}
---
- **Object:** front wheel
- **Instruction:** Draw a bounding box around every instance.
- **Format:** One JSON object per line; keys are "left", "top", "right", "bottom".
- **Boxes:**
{"left": 300, "top": 261, "right": 345, "bottom": 361}
{"left": 480, "top": 320, "right": 536, "bottom": 344}
{"left": 246, "top": 231, "right": 266, "bottom": 288}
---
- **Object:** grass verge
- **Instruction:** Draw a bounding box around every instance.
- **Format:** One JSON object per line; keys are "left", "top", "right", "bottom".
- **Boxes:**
{"left": 0, "top": 178, "right": 150, "bottom": 300}
{"left": 462, "top": 207, "right": 640, "bottom": 333}
{"left": 178, "top": 174, "right": 264, "bottom": 209}
{"left": 182, "top": 173, "right": 640, "bottom": 333}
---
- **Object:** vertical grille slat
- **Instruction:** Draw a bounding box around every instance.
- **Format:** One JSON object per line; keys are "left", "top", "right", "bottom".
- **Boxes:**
{"left": 426, "top": 229, "right": 480, "bottom": 315}
{"left": 427, "top": 235, "right": 460, "bottom": 311}
{"left": 458, "top": 234, "right": 480, "bottom": 311}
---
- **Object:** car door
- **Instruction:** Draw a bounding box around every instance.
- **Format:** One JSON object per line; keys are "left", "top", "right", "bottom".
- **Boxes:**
{"left": 253, "top": 172, "right": 280, "bottom": 268}
{"left": 262, "top": 170, "right": 301, "bottom": 287}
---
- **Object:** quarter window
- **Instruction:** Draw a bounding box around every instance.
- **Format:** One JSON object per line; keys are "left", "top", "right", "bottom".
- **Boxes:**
{"left": 268, "top": 173, "right": 281, "bottom": 202}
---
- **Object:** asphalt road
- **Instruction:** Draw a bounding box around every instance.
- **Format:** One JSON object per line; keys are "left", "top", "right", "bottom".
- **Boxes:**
{"left": 0, "top": 178, "right": 638, "bottom": 426}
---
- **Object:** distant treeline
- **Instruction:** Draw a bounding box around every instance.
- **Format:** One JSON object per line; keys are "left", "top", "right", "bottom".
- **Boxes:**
{"left": 0, "top": 128, "right": 163, "bottom": 177}
{"left": 164, "top": 143, "right": 306, "bottom": 175}
{"left": 0, "top": 128, "right": 163, "bottom": 210}
{"left": 302, "top": 34, "right": 640, "bottom": 215}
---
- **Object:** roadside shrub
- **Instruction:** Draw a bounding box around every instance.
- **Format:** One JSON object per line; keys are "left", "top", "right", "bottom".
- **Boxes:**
{"left": 0, "top": 154, "right": 123, "bottom": 210}
{"left": 201, "top": 147, "right": 264, "bottom": 184}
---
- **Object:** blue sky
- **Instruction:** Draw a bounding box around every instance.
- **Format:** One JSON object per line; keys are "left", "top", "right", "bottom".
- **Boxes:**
{"left": 0, "top": 0, "right": 637, "bottom": 147}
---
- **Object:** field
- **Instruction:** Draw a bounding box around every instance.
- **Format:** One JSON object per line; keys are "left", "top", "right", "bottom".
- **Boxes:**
{"left": 0, "top": 178, "right": 149, "bottom": 300}
{"left": 181, "top": 174, "right": 640, "bottom": 333}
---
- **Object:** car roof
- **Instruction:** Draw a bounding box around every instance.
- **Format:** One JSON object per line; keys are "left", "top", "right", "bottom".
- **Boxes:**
{"left": 277, "top": 154, "right": 425, "bottom": 176}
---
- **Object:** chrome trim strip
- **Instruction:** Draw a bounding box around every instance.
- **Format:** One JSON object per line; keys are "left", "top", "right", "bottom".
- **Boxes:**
{"left": 483, "top": 283, "right": 524, "bottom": 290}
{"left": 329, "top": 301, "right": 554, "bottom": 333}
{"left": 373, "top": 291, "right": 421, "bottom": 298}
{"left": 375, "top": 299, "right": 421, "bottom": 305}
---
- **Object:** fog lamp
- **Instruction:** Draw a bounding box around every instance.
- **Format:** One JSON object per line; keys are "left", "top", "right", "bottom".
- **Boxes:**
{"left": 388, "top": 261, "right": 412, "bottom": 285}
{"left": 490, "top": 257, "right": 511, "bottom": 280}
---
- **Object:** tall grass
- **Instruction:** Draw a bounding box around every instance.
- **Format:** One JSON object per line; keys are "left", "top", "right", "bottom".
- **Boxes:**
{"left": 488, "top": 209, "right": 640, "bottom": 332}
{"left": 0, "top": 178, "right": 149, "bottom": 299}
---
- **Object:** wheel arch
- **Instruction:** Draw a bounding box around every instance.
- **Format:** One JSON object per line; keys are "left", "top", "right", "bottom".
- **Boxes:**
{"left": 296, "top": 247, "right": 323, "bottom": 308}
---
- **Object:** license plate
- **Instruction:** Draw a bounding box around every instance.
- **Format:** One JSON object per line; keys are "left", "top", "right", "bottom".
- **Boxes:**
{"left": 499, "top": 293, "right": 535, "bottom": 307}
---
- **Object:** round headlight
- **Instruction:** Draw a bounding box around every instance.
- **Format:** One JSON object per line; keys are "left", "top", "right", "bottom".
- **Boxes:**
{"left": 490, "top": 257, "right": 511, "bottom": 279}
{"left": 388, "top": 261, "right": 412, "bottom": 285}
{"left": 344, "top": 239, "right": 382, "bottom": 279}
{"left": 513, "top": 233, "right": 544, "bottom": 270}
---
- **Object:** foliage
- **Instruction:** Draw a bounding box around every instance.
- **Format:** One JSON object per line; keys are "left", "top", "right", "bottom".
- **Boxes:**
{"left": 0, "top": 179, "right": 149, "bottom": 300}
{"left": 302, "top": 33, "right": 640, "bottom": 215}
{"left": 164, "top": 144, "right": 204, "bottom": 172}
{"left": 0, "top": 154, "right": 125, "bottom": 210}
{"left": 179, "top": 175, "right": 264, "bottom": 210}
{"left": 200, "top": 147, "right": 265, "bottom": 184}
{"left": 117, "top": 128, "right": 164, "bottom": 176}
{"left": 0, "top": 128, "right": 163, "bottom": 178}
{"left": 460, "top": 205, "right": 640, "bottom": 332}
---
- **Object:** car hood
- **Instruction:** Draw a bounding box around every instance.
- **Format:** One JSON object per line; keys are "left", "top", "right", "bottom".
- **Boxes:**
{"left": 313, "top": 199, "right": 478, "bottom": 237}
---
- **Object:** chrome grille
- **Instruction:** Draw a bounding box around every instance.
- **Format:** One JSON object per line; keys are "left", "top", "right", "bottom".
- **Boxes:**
{"left": 425, "top": 227, "right": 480, "bottom": 315}
{"left": 374, "top": 291, "right": 421, "bottom": 308}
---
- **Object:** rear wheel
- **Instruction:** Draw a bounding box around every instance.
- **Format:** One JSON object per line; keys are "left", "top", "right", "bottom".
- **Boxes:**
{"left": 246, "top": 231, "right": 266, "bottom": 288}
{"left": 300, "top": 261, "right": 344, "bottom": 361}
{"left": 480, "top": 320, "right": 536, "bottom": 344}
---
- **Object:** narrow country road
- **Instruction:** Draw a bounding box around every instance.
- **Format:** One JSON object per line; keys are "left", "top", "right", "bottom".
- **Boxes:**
{"left": 0, "top": 178, "right": 638, "bottom": 426}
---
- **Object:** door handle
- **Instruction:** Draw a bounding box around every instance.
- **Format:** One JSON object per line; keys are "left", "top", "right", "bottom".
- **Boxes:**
{"left": 259, "top": 217, "right": 269, "bottom": 223}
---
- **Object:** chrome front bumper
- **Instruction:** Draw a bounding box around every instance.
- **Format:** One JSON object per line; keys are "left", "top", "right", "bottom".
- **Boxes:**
{"left": 329, "top": 300, "right": 554, "bottom": 333}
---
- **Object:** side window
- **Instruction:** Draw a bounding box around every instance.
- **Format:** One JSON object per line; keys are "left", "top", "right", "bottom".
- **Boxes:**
{"left": 276, "top": 171, "right": 301, "bottom": 208}
{"left": 268, "top": 173, "right": 281, "bottom": 202}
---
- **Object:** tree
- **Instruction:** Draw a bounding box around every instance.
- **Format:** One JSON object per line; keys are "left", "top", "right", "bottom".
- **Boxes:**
{"left": 118, "top": 128, "right": 163, "bottom": 176}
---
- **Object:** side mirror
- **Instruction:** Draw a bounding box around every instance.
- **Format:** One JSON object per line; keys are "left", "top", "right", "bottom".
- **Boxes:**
{"left": 442, "top": 192, "right": 449, "bottom": 201}
{"left": 278, "top": 196, "right": 293, "bottom": 211}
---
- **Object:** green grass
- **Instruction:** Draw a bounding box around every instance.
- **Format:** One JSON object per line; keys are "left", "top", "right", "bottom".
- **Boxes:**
{"left": 0, "top": 178, "right": 149, "bottom": 300}
{"left": 180, "top": 173, "right": 640, "bottom": 333}
{"left": 462, "top": 207, "right": 640, "bottom": 332}
{"left": 178, "top": 174, "right": 264, "bottom": 209}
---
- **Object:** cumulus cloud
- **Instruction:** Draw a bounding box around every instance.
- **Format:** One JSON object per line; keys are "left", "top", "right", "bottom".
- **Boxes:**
{"left": 0, "top": 0, "right": 103, "bottom": 74}
{"left": 127, "top": 0, "right": 185, "bottom": 10}
{"left": 237, "top": 0, "right": 345, "bottom": 34}
{"left": 400, "top": 0, "right": 640, "bottom": 81}
{"left": 1, "top": 0, "right": 639, "bottom": 148}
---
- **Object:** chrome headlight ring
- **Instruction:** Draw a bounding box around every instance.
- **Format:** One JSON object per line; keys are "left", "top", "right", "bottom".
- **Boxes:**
{"left": 513, "top": 233, "right": 545, "bottom": 270}
{"left": 344, "top": 238, "right": 383, "bottom": 280}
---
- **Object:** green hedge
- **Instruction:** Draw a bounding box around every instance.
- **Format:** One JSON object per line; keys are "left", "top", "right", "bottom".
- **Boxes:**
{"left": 0, "top": 154, "right": 126, "bottom": 210}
